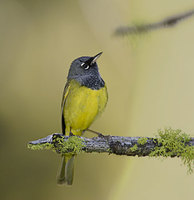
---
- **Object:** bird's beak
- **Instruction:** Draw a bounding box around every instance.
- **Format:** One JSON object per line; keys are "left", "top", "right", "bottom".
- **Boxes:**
{"left": 90, "top": 52, "right": 103, "bottom": 65}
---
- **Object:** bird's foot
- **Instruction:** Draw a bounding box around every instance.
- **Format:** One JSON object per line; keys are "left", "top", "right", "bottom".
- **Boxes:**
{"left": 69, "top": 131, "right": 74, "bottom": 137}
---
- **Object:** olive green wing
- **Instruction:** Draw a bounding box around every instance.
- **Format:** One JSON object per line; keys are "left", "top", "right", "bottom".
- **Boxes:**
{"left": 59, "top": 81, "right": 75, "bottom": 185}
{"left": 61, "top": 81, "right": 71, "bottom": 135}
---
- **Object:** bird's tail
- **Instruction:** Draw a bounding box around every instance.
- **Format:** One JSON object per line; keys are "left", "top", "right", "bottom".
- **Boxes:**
{"left": 57, "top": 155, "right": 75, "bottom": 185}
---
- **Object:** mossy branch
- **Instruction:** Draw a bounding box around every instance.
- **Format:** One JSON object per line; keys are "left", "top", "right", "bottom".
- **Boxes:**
{"left": 28, "top": 128, "right": 194, "bottom": 173}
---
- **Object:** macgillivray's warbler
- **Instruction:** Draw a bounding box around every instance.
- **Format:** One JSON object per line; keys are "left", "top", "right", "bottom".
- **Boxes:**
{"left": 57, "top": 52, "right": 108, "bottom": 185}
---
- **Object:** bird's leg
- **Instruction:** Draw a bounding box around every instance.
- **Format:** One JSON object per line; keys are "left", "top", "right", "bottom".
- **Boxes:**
{"left": 86, "top": 128, "right": 105, "bottom": 137}
{"left": 69, "top": 127, "right": 74, "bottom": 136}
{"left": 81, "top": 130, "right": 86, "bottom": 136}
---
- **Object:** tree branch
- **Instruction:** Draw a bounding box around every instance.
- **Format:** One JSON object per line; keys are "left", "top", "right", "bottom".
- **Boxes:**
{"left": 115, "top": 9, "right": 194, "bottom": 36}
{"left": 28, "top": 128, "right": 194, "bottom": 173}
{"left": 28, "top": 133, "right": 194, "bottom": 157}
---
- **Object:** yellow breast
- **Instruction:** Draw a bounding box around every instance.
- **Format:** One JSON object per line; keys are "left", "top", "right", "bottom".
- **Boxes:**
{"left": 63, "top": 80, "right": 108, "bottom": 135}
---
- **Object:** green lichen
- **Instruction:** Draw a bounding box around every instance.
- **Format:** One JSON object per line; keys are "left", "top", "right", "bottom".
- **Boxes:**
{"left": 130, "top": 144, "right": 138, "bottom": 152}
{"left": 28, "top": 143, "right": 54, "bottom": 151}
{"left": 28, "top": 135, "right": 86, "bottom": 155}
{"left": 149, "top": 128, "right": 194, "bottom": 173}
{"left": 137, "top": 137, "right": 147, "bottom": 145}
{"left": 130, "top": 138, "right": 147, "bottom": 153}
{"left": 53, "top": 135, "right": 85, "bottom": 154}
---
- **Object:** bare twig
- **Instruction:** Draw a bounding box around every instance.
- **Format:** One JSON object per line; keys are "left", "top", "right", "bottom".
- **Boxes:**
{"left": 115, "top": 9, "right": 194, "bottom": 36}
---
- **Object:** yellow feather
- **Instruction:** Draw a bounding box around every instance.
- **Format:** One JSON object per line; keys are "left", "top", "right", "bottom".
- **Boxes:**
{"left": 62, "top": 80, "right": 108, "bottom": 136}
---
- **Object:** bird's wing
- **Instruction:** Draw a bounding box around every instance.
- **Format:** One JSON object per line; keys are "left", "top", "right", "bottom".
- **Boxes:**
{"left": 61, "top": 81, "right": 71, "bottom": 135}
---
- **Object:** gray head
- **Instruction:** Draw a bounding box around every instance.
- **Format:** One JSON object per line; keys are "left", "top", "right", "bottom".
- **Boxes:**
{"left": 67, "top": 52, "right": 105, "bottom": 90}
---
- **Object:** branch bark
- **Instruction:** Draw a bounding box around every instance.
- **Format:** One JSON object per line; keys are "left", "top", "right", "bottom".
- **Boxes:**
{"left": 28, "top": 133, "right": 194, "bottom": 157}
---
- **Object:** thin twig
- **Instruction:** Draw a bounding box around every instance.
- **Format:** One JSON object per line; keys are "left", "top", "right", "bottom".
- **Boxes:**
{"left": 115, "top": 9, "right": 194, "bottom": 36}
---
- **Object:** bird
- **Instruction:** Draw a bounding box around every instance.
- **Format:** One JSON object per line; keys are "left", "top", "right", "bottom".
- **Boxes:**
{"left": 57, "top": 52, "right": 108, "bottom": 185}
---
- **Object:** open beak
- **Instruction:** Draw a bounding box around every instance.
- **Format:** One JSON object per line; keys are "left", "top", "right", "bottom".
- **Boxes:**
{"left": 90, "top": 52, "right": 103, "bottom": 65}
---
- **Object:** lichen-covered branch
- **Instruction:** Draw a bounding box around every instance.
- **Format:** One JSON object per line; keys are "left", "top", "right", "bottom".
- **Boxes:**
{"left": 29, "top": 134, "right": 157, "bottom": 156}
{"left": 28, "top": 133, "right": 194, "bottom": 155}
{"left": 28, "top": 128, "right": 194, "bottom": 172}
{"left": 115, "top": 9, "right": 194, "bottom": 36}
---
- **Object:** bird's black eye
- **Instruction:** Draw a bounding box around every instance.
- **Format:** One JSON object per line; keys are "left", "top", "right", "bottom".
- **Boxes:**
{"left": 81, "top": 62, "right": 90, "bottom": 70}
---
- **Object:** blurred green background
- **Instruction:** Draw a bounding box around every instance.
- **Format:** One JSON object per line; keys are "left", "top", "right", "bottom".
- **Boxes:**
{"left": 1, "top": 0, "right": 194, "bottom": 200}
